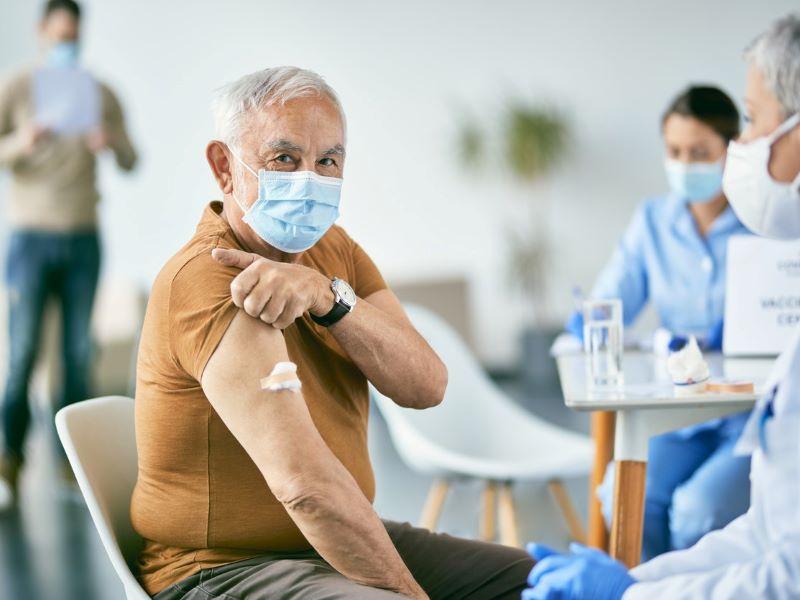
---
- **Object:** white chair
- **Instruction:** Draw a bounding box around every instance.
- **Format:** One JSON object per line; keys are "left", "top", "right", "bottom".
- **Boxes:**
{"left": 372, "top": 304, "right": 594, "bottom": 546}
{"left": 55, "top": 396, "right": 149, "bottom": 600}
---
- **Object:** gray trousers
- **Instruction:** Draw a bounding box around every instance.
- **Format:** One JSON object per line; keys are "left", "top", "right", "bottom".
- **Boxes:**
{"left": 153, "top": 520, "right": 534, "bottom": 599}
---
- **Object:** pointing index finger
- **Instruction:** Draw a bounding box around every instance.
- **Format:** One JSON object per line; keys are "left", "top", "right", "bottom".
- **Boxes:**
{"left": 211, "top": 247, "right": 259, "bottom": 269}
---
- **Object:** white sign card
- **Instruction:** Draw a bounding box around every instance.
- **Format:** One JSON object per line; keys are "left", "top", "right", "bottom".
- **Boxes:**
{"left": 724, "top": 235, "right": 800, "bottom": 356}
{"left": 32, "top": 66, "right": 100, "bottom": 135}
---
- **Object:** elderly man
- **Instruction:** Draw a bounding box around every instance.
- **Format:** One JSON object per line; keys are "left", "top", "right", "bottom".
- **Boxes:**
{"left": 522, "top": 12, "right": 800, "bottom": 600}
{"left": 132, "top": 66, "right": 534, "bottom": 599}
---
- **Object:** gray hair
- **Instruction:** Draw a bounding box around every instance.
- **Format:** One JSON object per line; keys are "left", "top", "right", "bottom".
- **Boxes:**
{"left": 745, "top": 13, "right": 800, "bottom": 115}
{"left": 213, "top": 66, "right": 346, "bottom": 149}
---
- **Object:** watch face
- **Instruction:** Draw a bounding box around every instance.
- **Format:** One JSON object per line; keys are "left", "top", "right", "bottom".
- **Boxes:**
{"left": 333, "top": 278, "right": 356, "bottom": 307}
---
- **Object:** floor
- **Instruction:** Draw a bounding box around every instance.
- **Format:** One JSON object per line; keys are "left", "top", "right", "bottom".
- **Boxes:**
{"left": 0, "top": 376, "right": 591, "bottom": 600}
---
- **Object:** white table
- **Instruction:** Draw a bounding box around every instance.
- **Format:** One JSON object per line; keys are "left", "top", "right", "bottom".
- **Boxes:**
{"left": 556, "top": 352, "right": 773, "bottom": 567}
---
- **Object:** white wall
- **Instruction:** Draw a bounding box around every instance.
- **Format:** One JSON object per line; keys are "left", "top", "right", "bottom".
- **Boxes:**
{"left": 1, "top": 0, "right": 796, "bottom": 366}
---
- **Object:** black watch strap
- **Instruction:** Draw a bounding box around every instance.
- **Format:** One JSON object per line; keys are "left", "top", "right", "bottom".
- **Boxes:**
{"left": 310, "top": 300, "right": 350, "bottom": 327}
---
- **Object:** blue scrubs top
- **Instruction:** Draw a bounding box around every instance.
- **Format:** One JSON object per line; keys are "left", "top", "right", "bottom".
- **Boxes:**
{"left": 591, "top": 193, "right": 750, "bottom": 437}
{"left": 592, "top": 193, "right": 750, "bottom": 337}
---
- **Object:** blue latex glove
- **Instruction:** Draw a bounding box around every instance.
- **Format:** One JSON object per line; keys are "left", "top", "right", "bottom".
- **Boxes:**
{"left": 521, "top": 543, "right": 635, "bottom": 600}
{"left": 703, "top": 318, "right": 724, "bottom": 351}
{"left": 565, "top": 311, "right": 584, "bottom": 343}
{"left": 667, "top": 334, "right": 688, "bottom": 353}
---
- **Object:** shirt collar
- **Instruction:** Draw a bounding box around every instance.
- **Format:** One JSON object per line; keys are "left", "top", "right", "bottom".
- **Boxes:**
{"left": 667, "top": 192, "right": 745, "bottom": 241}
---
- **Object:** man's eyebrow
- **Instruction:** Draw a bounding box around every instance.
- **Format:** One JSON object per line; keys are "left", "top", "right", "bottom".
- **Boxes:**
{"left": 322, "top": 144, "right": 345, "bottom": 156}
{"left": 262, "top": 139, "right": 304, "bottom": 153}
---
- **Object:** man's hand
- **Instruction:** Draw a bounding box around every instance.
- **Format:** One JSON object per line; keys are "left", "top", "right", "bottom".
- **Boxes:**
{"left": 20, "top": 123, "right": 49, "bottom": 155}
{"left": 85, "top": 127, "right": 111, "bottom": 153}
{"left": 212, "top": 248, "right": 334, "bottom": 329}
{"left": 522, "top": 543, "right": 635, "bottom": 600}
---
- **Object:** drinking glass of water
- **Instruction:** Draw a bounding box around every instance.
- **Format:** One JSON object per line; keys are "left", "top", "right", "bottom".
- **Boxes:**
{"left": 583, "top": 299, "right": 624, "bottom": 388}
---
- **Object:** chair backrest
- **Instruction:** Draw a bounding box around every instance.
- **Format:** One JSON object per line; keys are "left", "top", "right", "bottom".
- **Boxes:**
{"left": 55, "top": 396, "right": 149, "bottom": 600}
{"left": 374, "top": 303, "right": 569, "bottom": 467}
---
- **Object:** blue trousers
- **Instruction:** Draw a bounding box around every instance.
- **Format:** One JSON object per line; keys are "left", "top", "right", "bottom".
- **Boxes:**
{"left": 597, "top": 412, "right": 751, "bottom": 561}
{"left": 1, "top": 230, "right": 100, "bottom": 460}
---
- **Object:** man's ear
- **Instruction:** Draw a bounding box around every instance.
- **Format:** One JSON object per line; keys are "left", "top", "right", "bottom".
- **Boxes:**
{"left": 206, "top": 140, "right": 234, "bottom": 194}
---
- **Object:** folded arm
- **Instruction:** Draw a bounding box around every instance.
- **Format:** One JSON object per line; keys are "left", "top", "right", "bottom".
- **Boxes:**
{"left": 212, "top": 247, "right": 447, "bottom": 409}
{"left": 201, "top": 310, "right": 427, "bottom": 599}
{"left": 329, "top": 288, "right": 447, "bottom": 409}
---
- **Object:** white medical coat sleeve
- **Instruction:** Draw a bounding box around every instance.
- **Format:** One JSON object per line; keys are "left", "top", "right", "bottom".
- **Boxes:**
{"left": 623, "top": 534, "right": 800, "bottom": 599}
{"left": 629, "top": 511, "right": 760, "bottom": 582}
{"left": 624, "top": 529, "right": 800, "bottom": 599}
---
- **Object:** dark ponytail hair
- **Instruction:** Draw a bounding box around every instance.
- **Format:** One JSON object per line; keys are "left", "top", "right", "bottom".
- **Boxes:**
{"left": 662, "top": 85, "right": 740, "bottom": 143}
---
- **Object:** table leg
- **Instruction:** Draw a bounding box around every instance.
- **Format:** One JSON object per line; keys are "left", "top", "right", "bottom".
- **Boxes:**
{"left": 588, "top": 411, "right": 615, "bottom": 550}
{"left": 609, "top": 460, "right": 647, "bottom": 568}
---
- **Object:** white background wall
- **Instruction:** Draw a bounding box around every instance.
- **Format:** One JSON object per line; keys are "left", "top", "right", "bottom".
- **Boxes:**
{"left": 1, "top": 0, "right": 796, "bottom": 366}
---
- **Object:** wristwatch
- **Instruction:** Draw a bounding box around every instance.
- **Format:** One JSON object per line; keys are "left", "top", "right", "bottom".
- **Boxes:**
{"left": 310, "top": 277, "right": 357, "bottom": 327}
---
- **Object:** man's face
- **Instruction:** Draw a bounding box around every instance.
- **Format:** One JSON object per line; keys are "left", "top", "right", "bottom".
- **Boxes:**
{"left": 740, "top": 64, "right": 800, "bottom": 183}
{"left": 39, "top": 9, "right": 80, "bottom": 46}
{"left": 218, "top": 94, "right": 346, "bottom": 258}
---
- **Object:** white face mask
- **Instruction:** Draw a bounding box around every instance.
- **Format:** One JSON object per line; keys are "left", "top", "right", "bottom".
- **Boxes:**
{"left": 722, "top": 113, "right": 800, "bottom": 239}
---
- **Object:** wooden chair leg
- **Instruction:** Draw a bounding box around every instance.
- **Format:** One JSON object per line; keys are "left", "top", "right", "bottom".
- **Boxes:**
{"left": 498, "top": 482, "right": 520, "bottom": 547}
{"left": 547, "top": 479, "right": 587, "bottom": 544}
{"left": 419, "top": 479, "right": 450, "bottom": 531}
{"left": 480, "top": 481, "right": 497, "bottom": 541}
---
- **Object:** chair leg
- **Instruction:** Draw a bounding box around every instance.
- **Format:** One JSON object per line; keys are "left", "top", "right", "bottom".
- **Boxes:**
{"left": 548, "top": 479, "right": 587, "bottom": 544}
{"left": 419, "top": 478, "right": 450, "bottom": 531}
{"left": 498, "top": 482, "right": 520, "bottom": 547}
{"left": 480, "top": 481, "right": 497, "bottom": 541}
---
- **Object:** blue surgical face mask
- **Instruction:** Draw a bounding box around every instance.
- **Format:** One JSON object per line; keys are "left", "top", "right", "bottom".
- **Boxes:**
{"left": 664, "top": 158, "right": 724, "bottom": 204}
{"left": 229, "top": 148, "right": 342, "bottom": 253}
{"left": 46, "top": 41, "right": 80, "bottom": 68}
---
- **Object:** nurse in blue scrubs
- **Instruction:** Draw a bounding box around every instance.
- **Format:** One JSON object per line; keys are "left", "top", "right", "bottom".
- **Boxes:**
{"left": 576, "top": 85, "right": 751, "bottom": 560}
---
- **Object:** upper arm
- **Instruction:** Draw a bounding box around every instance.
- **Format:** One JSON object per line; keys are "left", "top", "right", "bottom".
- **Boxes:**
{"left": 101, "top": 84, "right": 124, "bottom": 126}
{"left": 591, "top": 203, "right": 650, "bottom": 324}
{"left": 0, "top": 77, "right": 13, "bottom": 136}
{"left": 0, "top": 73, "right": 24, "bottom": 137}
{"left": 200, "top": 310, "right": 334, "bottom": 497}
{"left": 100, "top": 83, "right": 137, "bottom": 170}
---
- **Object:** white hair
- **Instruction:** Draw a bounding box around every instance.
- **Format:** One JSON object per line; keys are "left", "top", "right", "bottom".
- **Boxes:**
{"left": 745, "top": 13, "right": 800, "bottom": 115}
{"left": 212, "top": 66, "right": 346, "bottom": 149}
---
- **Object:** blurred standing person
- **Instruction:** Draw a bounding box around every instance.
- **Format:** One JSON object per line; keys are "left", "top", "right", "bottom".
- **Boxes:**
{"left": 0, "top": 0, "right": 137, "bottom": 501}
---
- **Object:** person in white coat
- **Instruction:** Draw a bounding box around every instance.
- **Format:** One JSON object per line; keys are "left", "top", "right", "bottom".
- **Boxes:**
{"left": 522, "top": 12, "right": 800, "bottom": 600}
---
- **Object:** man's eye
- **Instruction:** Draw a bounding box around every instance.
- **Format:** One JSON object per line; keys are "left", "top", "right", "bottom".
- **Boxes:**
{"left": 743, "top": 114, "right": 753, "bottom": 124}
{"left": 276, "top": 154, "right": 293, "bottom": 163}
{"left": 319, "top": 157, "right": 335, "bottom": 167}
